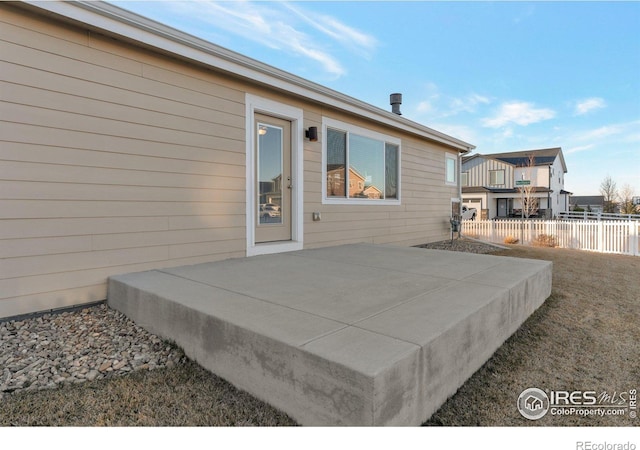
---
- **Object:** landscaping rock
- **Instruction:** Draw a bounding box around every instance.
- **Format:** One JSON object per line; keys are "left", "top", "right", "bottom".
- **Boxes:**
{"left": 0, "top": 304, "right": 186, "bottom": 398}
{"left": 416, "top": 237, "right": 505, "bottom": 254}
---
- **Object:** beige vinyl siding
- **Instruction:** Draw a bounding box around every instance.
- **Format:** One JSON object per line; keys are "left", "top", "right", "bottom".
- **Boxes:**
{"left": 0, "top": 4, "right": 463, "bottom": 318}
{"left": 0, "top": 4, "right": 247, "bottom": 317}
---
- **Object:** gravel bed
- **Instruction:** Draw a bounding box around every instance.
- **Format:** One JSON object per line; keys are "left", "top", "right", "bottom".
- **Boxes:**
{"left": 416, "top": 237, "right": 505, "bottom": 254}
{"left": 0, "top": 303, "right": 186, "bottom": 401}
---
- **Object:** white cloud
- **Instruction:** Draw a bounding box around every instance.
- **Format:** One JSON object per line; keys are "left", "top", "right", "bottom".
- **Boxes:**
{"left": 579, "top": 125, "right": 623, "bottom": 141}
{"left": 622, "top": 132, "right": 640, "bottom": 144}
{"left": 416, "top": 101, "right": 435, "bottom": 114}
{"left": 555, "top": 120, "right": 640, "bottom": 155}
{"left": 482, "top": 101, "right": 556, "bottom": 128}
{"left": 160, "top": 1, "right": 379, "bottom": 78}
{"left": 565, "top": 144, "right": 595, "bottom": 154}
{"left": 284, "top": 3, "right": 377, "bottom": 57}
{"left": 448, "top": 94, "right": 491, "bottom": 115}
{"left": 414, "top": 83, "right": 490, "bottom": 120}
{"left": 574, "top": 97, "right": 606, "bottom": 115}
{"left": 500, "top": 127, "right": 514, "bottom": 139}
{"left": 412, "top": 82, "right": 440, "bottom": 117}
{"left": 429, "top": 123, "right": 478, "bottom": 145}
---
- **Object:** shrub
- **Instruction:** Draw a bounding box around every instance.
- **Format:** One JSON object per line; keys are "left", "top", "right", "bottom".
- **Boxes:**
{"left": 532, "top": 234, "right": 557, "bottom": 247}
{"left": 504, "top": 235, "right": 519, "bottom": 244}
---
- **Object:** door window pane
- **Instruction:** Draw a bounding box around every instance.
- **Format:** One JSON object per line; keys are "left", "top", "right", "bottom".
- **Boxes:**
{"left": 258, "top": 123, "right": 283, "bottom": 224}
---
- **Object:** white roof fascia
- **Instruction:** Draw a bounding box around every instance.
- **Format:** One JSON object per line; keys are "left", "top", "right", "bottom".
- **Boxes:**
{"left": 21, "top": 1, "right": 475, "bottom": 153}
{"left": 556, "top": 149, "right": 568, "bottom": 174}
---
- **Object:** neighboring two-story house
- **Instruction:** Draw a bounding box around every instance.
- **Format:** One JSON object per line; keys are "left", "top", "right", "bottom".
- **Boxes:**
{"left": 461, "top": 147, "right": 571, "bottom": 219}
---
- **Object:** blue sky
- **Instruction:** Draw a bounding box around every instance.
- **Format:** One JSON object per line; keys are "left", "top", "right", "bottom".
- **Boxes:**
{"left": 111, "top": 1, "right": 640, "bottom": 196}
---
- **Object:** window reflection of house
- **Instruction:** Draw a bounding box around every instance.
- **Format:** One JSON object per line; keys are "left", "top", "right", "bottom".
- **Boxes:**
{"left": 351, "top": 167, "right": 381, "bottom": 199}
{"left": 363, "top": 185, "right": 382, "bottom": 199}
{"left": 259, "top": 174, "right": 282, "bottom": 206}
{"left": 349, "top": 173, "right": 361, "bottom": 196}
{"left": 325, "top": 124, "right": 400, "bottom": 202}
{"left": 327, "top": 164, "right": 346, "bottom": 197}
{"left": 327, "top": 165, "right": 382, "bottom": 199}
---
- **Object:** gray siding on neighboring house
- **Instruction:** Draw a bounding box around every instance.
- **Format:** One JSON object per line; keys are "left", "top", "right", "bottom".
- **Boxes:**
{"left": 0, "top": 3, "right": 465, "bottom": 318}
{"left": 462, "top": 157, "right": 514, "bottom": 188}
{"left": 461, "top": 149, "right": 570, "bottom": 218}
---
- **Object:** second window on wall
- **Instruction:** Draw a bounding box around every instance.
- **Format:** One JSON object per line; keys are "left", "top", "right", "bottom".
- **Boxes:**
{"left": 489, "top": 169, "right": 505, "bottom": 186}
{"left": 323, "top": 118, "right": 400, "bottom": 204}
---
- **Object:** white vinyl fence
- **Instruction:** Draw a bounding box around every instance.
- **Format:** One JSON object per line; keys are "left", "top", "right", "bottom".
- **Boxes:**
{"left": 463, "top": 219, "right": 640, "bottom": 256}
{"left": 558, "top": 211, "right": 640, "bottom": 221}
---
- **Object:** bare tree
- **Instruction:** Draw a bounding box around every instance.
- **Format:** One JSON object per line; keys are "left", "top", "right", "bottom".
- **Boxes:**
{"left": 520, "top": 154, "right": 539, "bottom": 218}
{"left": 619, "top": 184, "right": 638, "bottom": 214}
{"left": 599, "top": 175, "right": 618, "bottom": 213}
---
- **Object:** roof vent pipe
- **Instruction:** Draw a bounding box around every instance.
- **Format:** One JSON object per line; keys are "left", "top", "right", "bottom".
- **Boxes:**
{"left": 390, "top": 93, "right": 402, "bottom": 115}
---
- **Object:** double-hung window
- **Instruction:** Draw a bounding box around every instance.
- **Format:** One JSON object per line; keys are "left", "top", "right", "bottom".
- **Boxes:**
{"left": 323, "top": 118, "right": 400, "bottom": 204}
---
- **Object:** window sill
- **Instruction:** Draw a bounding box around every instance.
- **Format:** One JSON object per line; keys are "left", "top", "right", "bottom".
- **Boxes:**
{"left": 322, "top": 198, "right": 401, "bottom": 206}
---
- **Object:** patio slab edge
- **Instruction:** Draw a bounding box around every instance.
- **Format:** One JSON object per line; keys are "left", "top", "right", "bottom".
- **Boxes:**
{"left": 107, "top": 244, "right": 552, "bottom": 425}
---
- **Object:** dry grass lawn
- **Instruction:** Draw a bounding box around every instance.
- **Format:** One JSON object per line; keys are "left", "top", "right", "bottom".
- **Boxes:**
{"left": 1, "top": 246, "right": 638, "bottom": 426}
{"left": 425, "top": 246, "right": 639, "bottom": 426}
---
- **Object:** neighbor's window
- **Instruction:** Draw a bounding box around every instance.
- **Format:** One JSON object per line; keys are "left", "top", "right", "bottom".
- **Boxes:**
{"left": 489, "top": 169, "right": 505, "bottom": 185}
{"left": 461, "top": 172, "right": 469, "bottom": 187}
{"left": 445, "top": 153, "right": 457, "bottom": 185}
{"left": 324, "top": 118, "right": 400, "bottom": 203}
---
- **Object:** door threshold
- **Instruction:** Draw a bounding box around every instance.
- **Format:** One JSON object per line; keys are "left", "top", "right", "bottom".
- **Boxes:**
{"left": 247, "top": 241, "right": 303, "bottom": 257}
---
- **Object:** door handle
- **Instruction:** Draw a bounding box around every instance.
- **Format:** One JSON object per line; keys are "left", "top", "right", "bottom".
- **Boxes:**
{"left": 287, "top": 176, "right": 292, "bottom": 189}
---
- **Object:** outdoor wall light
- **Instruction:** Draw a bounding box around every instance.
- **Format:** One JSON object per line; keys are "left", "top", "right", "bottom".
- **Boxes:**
{"left": 305, "top": 126, "right": 318, "bottom": 142}
{"left": 258, "top": 125, "right": 268, "bottom": 136}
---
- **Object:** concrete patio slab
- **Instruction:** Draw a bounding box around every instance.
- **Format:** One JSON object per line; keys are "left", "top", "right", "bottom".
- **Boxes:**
{"left": 162, "top": 257, "right": 454, "bottom": 323}
{"left": 108, "top": 243, "right": 552, "bottom": 426}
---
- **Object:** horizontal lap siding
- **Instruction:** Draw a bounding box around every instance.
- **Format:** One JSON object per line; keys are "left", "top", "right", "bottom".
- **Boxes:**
{"left": 0, "top": 4, "right": 461, "bottom": 318}
{"left": 0, "top": 5, "right": 247, "bottom": 317}
{"left": 303, "top": 113, "right": 458, "bottom": 248}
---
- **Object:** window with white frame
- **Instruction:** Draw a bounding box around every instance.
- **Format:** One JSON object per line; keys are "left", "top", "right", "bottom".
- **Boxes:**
{"left": 461, "top": 172, "right": 469, "bottom": 187}
{"left": 323, "top": 118, "right": 400, "bottom": 203}
{"left": 489, "top": 169, "right": 505, "bottom": 186}
{"left": 445, "top": 153, "right": 457, "bottom": 185}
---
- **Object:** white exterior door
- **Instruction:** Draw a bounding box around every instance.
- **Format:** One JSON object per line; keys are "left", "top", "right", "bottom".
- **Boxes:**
{"left": 245, "top": 94, "right": 304, "bottom": 257}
